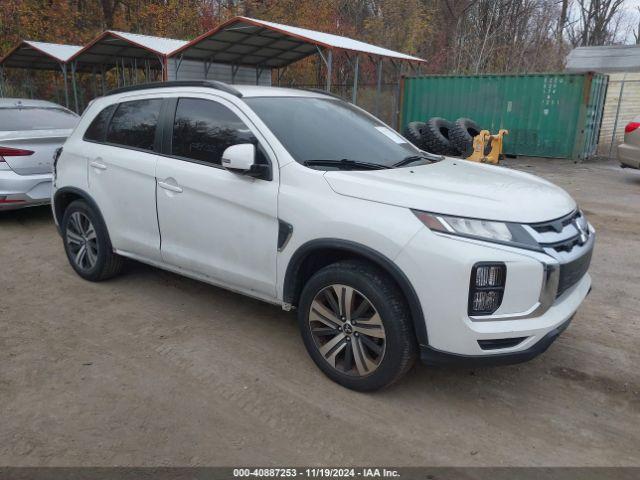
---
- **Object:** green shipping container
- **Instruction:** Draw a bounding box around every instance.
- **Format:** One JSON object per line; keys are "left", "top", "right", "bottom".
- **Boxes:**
{"left": 400, "top": 72, "right": 608, "bottom": 159}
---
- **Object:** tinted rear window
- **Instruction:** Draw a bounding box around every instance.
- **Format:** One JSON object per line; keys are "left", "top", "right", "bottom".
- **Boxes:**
{"left": 84, "top": 104, "right": 116, "bottom": 142}
{"left": 0, "top": 107, "right": 78, "bottom": 131}
{"left": 106, "top": 99, "right": 162, "bottom": 151}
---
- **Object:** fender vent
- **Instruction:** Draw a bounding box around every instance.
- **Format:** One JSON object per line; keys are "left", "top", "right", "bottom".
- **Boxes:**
{"left": 277, "top": 220, "right": 293, "bottom": 251}
{"left": 478, "top": 337, "right": 527, "bottom": 350}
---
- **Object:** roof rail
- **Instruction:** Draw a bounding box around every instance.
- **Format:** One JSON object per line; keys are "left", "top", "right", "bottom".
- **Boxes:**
{"left": 107, "top": 80, "right": 243, "bottom": 98}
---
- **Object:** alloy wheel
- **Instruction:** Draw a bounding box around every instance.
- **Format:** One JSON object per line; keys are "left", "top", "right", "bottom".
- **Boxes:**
{"left": 308, "top": 284, "right": 386, "bottom": 377}
{"left": 66, "top": 211, "right": 99, "bottom": 271}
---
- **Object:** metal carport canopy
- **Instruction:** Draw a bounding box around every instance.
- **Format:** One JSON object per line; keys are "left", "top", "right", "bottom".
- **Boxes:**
{"left": 171, "top": 16, "right": 426, "bottom": 68}
{"left": 0, "top": 41, "right": 82, "bottom": 71}
{"left": 0, "top": 41, "right": 83, "bottom": 107}
{"left": 68, "top": 30, "right": 188, "bottom": 71}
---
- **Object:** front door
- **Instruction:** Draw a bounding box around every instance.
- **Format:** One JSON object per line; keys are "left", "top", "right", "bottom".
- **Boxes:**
{"left": 155, "top": 96, "right": 279, "bottom": 299}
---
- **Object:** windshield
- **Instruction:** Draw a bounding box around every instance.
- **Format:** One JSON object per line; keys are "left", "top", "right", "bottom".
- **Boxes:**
{"left": 245, "top": 97, "right": 420, "bottom": 169}
{"left": 0, "top": 107, "right": 78, "bottom": 131}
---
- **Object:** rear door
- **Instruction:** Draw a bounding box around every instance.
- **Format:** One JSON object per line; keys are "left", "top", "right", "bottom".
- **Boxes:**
{"left": 86, "top": 98, "right": 163, "bottom": 261}
{"left": 0, "top": 106, "right": 78, "bottom": 175}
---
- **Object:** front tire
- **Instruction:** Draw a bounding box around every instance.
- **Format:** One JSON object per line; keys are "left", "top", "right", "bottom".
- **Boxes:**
{"left": 61, "top": 199, "right": 123, "bottom": 281}
{"left": 297, "top": 260, "right": 417, "bottom": 391}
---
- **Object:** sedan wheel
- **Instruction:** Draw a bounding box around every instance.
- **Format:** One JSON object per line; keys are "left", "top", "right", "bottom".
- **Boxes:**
{"left": 65, "top": 211, "right": 99, "bottom": 271}
{"left": 309, "top": 284, "right": 386, "bottom": 377}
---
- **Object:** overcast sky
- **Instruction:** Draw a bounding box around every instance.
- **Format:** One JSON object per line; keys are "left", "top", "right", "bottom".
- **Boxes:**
{"left": 621, "top": 0, "right": 640, "bottom": 43}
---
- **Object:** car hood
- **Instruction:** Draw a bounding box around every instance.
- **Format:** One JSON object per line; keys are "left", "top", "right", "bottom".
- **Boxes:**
{"left": 323, "top": 158, "right": 576, "bottom": 223}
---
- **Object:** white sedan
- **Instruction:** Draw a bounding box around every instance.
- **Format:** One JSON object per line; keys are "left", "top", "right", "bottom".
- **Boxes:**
{"left": 0, "top": 98, "right": 78, "bottom": 210}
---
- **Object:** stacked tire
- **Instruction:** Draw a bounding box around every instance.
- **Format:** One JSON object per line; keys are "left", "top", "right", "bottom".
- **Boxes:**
{"left": 402, "top": 121, "right": 427, "bottom": 150}
{"left": 449, "top": 118, "right": 484, "bottom": 157}
{"left": 402, "top": 116, "right": 485, "bottom": 157}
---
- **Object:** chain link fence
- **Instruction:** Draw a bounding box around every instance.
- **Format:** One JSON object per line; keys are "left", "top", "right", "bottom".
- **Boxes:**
{"left": 598, "top": 72, "right": 640, "bottom": 158}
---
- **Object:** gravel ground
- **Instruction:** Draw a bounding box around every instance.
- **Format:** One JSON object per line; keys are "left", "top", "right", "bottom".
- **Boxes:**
{"left": 0, "top": 157, "right": 639, "bottom": 467}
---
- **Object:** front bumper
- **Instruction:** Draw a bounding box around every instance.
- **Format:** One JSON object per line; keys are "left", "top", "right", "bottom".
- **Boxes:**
{"left": 0, "top": 169, "right": 52, "bottom": 211}
{"left": 394, "top": 227, "right": 593, "bottom": 361}
{"left": 420, "top": 314, "right": 575, "bottom": 366}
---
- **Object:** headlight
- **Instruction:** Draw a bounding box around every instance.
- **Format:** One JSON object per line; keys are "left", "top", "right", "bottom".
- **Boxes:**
{"left": 412, "top": 210, "right": 541, "bottom": 251}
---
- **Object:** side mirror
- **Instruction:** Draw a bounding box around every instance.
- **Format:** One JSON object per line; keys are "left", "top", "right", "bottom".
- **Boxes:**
{"left": 221, "top": 143, "right": 272, "bottom": 180}
{"left": 222, "top": 143, "right": 255, "bottom": 172}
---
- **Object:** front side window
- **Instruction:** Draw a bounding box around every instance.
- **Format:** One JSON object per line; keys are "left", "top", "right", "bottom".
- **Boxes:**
{"left": 245, "top": 97, "right": 419, "bottom": 169}
{"left": 106, "top": 99, "right": 162, "bottom": 151}
{"left": 0, "top": 107, "right": 78, "bottom": 131}
{"left": 171, "top": 98, "right": 256, "bottom": 165}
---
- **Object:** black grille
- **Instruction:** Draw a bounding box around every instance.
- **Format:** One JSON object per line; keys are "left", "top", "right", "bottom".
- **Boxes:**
{"left": 531, "top": 210, "right": 579, "bottom": 234}
{"left": 531, "top": 210, "right": 589, "bottom": 254}
{"left": 557, "top": 246, "right": 593, "bottom": 297}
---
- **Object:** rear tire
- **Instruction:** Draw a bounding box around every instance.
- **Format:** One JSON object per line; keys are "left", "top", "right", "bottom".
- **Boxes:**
{"left": 297, "top": 260, "right": 417, "bottom": 391}
{"left": 61, "top": 199, "right": 123, "bottom": 282}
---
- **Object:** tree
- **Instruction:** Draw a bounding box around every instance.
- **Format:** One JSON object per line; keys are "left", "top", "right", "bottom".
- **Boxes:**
{"left": 567, "top": 0, "right": 626, "bottom": 46}
{"left": 99, "top": 0, "right": 120, "bottom": 28}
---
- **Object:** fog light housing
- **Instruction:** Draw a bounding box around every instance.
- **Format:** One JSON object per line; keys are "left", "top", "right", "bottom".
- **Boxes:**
{"left": 469, "top": 263, "right": 506, "bottom": 316}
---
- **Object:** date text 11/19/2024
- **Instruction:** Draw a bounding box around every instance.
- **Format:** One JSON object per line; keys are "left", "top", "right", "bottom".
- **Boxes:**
{"left": 232, "top": 468, "right": 400, "bottom": 478}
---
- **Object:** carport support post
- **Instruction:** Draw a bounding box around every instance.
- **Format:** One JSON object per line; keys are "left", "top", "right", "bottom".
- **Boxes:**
{"left": 91, "top": 66, "right": 98, "bottom": 97}
{"left": 100, "top": 64, "right": 106, "bottom": 94}
{"left": 60, "top": 63, "right": 70, "bottom": 108}
{"left": 232, "top": 64, "right": 239, "bottom": 84}
{"left": 315, "top": 47, "right": 333, "bottom": 92}
{"left": 121, "top": 58, "right": 127, "bottom": 86}
{"left": 156, "top": 56, "right": 162, "bottom": 82}
{"left": 71, "top": 61, "right": 79, "bottom": 114}
{"left": 174, "top": 54, "right": 184, "bottom": 82}
{"left": 276, "top": 67, "right": 286, "bottom": 87}
{"left": 27, "top": 71, "right": 34, "bottom": 98}
{"left": 316, "top": 55, "right": 322, "bottom": 87}
{"left": 375, "top": 58, "right": 383, "bottom": 118}
{"left": 326, "top": 49, "right": 333, "bottom": 92}
{"left": 352, "top": 54, "right": 359, "bottom": 105}
{"left": 133, "top": 58, "right": 138, "bottom": 84}
{"left": 391, "top": 59, "right": 403, "bottom": 130}
{"left": 204, "top": 58, "right": 213, "bottom": 79}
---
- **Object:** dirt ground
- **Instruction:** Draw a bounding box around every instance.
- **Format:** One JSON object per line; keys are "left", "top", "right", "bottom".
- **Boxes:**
{"left": 0, "top": 157, "right": 639, "bottom": 467}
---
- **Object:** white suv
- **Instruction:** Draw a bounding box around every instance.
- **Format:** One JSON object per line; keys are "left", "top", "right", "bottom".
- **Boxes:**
{"left": 52, "top": 81, "right": 594, "bottom": 391}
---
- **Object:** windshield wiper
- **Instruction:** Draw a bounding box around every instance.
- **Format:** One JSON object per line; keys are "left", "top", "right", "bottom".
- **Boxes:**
{"left": 303, "top": 159, "right": 391, "bottom": 170}
{"left": 393, "top": 152, "right": 443, "bottom": 167}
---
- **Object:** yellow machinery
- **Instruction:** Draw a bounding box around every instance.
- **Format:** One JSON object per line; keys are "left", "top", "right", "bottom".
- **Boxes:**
{"left": 466, "top": 129, "right": 509, "bottom": 164}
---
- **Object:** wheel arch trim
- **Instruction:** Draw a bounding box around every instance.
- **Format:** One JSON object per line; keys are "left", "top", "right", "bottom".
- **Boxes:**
{"left": 283, "top": 238, "right": 428, "bottom": 346}
{"left": 53, "top": 187, "right": 107, "bottom": 237}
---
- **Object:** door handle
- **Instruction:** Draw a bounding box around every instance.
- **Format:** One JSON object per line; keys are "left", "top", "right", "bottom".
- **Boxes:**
{"left": 158, "top": 180, "right": 183, "bottom": 193}
{"left": 89, "top": 160, "right": 107, "bottom": 170}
